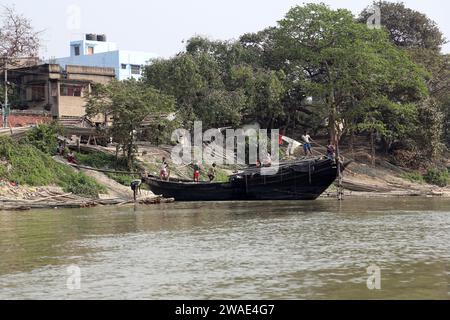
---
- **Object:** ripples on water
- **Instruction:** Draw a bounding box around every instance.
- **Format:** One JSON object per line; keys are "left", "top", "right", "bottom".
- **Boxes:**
{"left": 0, "top": 198, "right": 449, "bottom": 299}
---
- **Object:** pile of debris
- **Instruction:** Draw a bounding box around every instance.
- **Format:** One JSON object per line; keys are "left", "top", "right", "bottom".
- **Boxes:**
{"left": 0, "top": 185, "right": 95, "bottom": 211}
{"left": 0, "top": 183, "right": 174, "bottom": 211}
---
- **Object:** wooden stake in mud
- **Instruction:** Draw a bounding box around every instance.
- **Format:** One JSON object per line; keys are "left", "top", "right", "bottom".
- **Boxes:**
{"left": 336, "top": 145, "right": 344, "bottom": 201}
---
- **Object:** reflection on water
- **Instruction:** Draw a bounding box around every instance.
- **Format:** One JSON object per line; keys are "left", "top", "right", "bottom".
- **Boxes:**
{"left": 0, "top": 198, "right": 449, "bottom": 299}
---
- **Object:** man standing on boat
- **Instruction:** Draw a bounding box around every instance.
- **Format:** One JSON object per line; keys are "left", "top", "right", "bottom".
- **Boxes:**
{"left": 160, "top": 157, "right": 169, "bottom": 181}
{"left": 193, "top": 162, "right": 201, "bottom": 182}
{"left": 302, "top": 131, "right": 314, "bottom": 156}
{"left": 326, "top": 141, "right": 336, "bottom": 161}
{"left": 208, "top": 163, "right": 217, "bottom": 182}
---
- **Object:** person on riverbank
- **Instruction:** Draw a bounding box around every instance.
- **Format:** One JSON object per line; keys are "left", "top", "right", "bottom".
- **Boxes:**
{"left": 57, "top": 143, "right": 65, "bottom": 156}
{"left": 208, "top": 163, "right": 217, "bottom": 182}
{"left": 302, "top": 131, "right": 313, "bottom": 156}
{"left": 193, "top": 162, "right": 201, "bottom": 182}
{"left": 67, "top": 151, "right": 77, "bottom": 164}
{"left": 130, "top": 179, "right": 142, "bottom": 201}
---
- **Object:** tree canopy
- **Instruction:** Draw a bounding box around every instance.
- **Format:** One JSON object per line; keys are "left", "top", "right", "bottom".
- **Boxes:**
{"left": 275, "top": 3, "right": 427, "bottom": 146}
{"left": 85, "top": 80, "right": 175, "bottom": 168}
{"left": 359, "top": 1, "right": 445, "bottom": 51}
{"left": 358, "top": 2, "right": 449, "bottom": 156}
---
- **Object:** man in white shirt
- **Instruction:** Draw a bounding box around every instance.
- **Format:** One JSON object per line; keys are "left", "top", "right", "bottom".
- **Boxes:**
{"left": 301, "top": 130, "right": 313, "bottom": 156}
{"left": 282, "top": 136, "right": 302, "bottom": 157}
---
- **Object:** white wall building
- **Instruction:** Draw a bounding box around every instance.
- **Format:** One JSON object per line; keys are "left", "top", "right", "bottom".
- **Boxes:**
{"left": 55, "top": 34, "right": 157, "bottom": 81}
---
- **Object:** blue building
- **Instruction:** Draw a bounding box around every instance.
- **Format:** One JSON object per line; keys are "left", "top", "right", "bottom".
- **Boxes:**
{"left": 55, "top": 34, "right": 157, "bottom": 80}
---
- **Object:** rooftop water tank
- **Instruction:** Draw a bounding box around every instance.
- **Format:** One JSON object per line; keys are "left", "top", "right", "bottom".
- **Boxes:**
{"left": 86, "top": 33, "right": 97, "bottom": 41}
{"left": 97, "top": 34, "right": 107, "bottom": 42}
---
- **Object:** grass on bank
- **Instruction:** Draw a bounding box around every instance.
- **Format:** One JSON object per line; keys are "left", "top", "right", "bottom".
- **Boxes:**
{"left": 0, "top": 136, "right": 106, "bottom": 198}
{"left": 424, "top": 168, "right": 450, "bottom": 187}
{"left": 402, "top": 168, "right": 449, "bottom": 187}
{"left": 402, "top": 171, "right": 425, "bottom": 184}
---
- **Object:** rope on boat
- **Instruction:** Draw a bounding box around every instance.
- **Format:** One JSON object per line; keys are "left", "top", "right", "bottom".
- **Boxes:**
{"left": 68, "top": 163, "right": 140, "bottom": 175}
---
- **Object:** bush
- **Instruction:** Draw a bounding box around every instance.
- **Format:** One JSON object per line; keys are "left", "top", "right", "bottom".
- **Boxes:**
{"left": 76, "top": 152, "right": 118, "bottom": 168}
{"left": 22, "top": 123, "right": 62, "bottom": 155}
{"left": 60, "top": 172, "right": 107, "bottom": 198}
{"left": 0, "top": 136, "right": 105, "bottom": 197}
{"left": 0, "top": 136, "right": 64, "bottom": 186}
{"left": 424, "top": 168, "right": 449, "bottom": 187}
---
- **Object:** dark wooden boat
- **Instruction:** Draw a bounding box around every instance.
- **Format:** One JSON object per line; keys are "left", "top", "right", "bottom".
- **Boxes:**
{"left": 143, "top": 157, "right": 349, "bottom": 202}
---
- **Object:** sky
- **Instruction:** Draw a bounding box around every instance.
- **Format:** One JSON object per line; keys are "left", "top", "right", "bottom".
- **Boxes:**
{"left": 2, "top": 0, "right": 450, "bottom": 59}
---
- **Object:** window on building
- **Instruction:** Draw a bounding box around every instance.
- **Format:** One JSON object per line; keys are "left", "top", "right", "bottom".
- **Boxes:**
{"left": 121, "top": 64, "right": 127, "bottom": 70}
{"left": 60, "top": 84, "right": 84, "bottom": 97}
{"left": 31, "top": 86, "right": 45, "bottom": 101}
{"left": 87, "top": 46, "right": 94, "bottom": 55}
{"left": 130, "top": 64, "right": 141, "bottom": 75}
{"left": 74, "top": 46, "right": 80, "bottom": 56}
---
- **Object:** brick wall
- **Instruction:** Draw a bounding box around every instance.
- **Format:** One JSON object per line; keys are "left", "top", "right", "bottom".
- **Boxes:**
{"left": 1, "top": 114, "right": 53, "bottom": 127}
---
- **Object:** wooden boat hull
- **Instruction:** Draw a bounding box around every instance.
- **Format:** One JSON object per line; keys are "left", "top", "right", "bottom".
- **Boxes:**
{"left": 144, "top": 159, "right": 341, "bottom": 202}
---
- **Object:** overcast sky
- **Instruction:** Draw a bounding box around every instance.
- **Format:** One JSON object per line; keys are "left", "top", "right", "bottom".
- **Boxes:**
{"left": 2, "top": 0, "right": 449, "bottom": 58}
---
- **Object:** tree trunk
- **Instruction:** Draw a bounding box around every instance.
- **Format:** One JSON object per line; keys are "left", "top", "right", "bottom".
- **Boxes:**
{"left": 127, "top": 142, "right": 133, "bottom": 170}
{"left": 329, "top": 104, "right": 338, "bottom": 146}
{"left": 350, "top": 130, "right": 355, "bottom": 158}
{"left": 370, "top": 129, "right": 375, "bottom": 166}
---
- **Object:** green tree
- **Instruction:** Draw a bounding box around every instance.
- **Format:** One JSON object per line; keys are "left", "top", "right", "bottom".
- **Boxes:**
{"left": 359, "top": 1, "right": 445, "bottom": 51}
{"left": 144, "top": 36, "right": 291, "bottom": 130}
{"left": 359, "top": 2, "right": 449, "bottom": 155}
{"left": 229, "top": 65, "right": 286, "bottom": 128}
{"left": 275, "top": 3, "right": 428, "bottom": 149}
{"left": 194, "top": 89, "right": 247, "bottom": 128}
{"left": 408, "top": 50, "right": 450, "bottom": 150}
{"left": 239, "top": 28, "right": 285, "bottom": 71}
{"left": 85, "top": 80, "right": 175, "bottom": 168}
{"left": 23, "top": 122, "right": 62, "bottom": 155}
{"left": 143, "top": 52, "right": 224, "bottom": 127}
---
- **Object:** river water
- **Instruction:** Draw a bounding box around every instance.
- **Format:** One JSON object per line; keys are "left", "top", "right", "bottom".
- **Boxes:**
{"left": 0, "top": 198, "right": 449, "bottom": 300}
